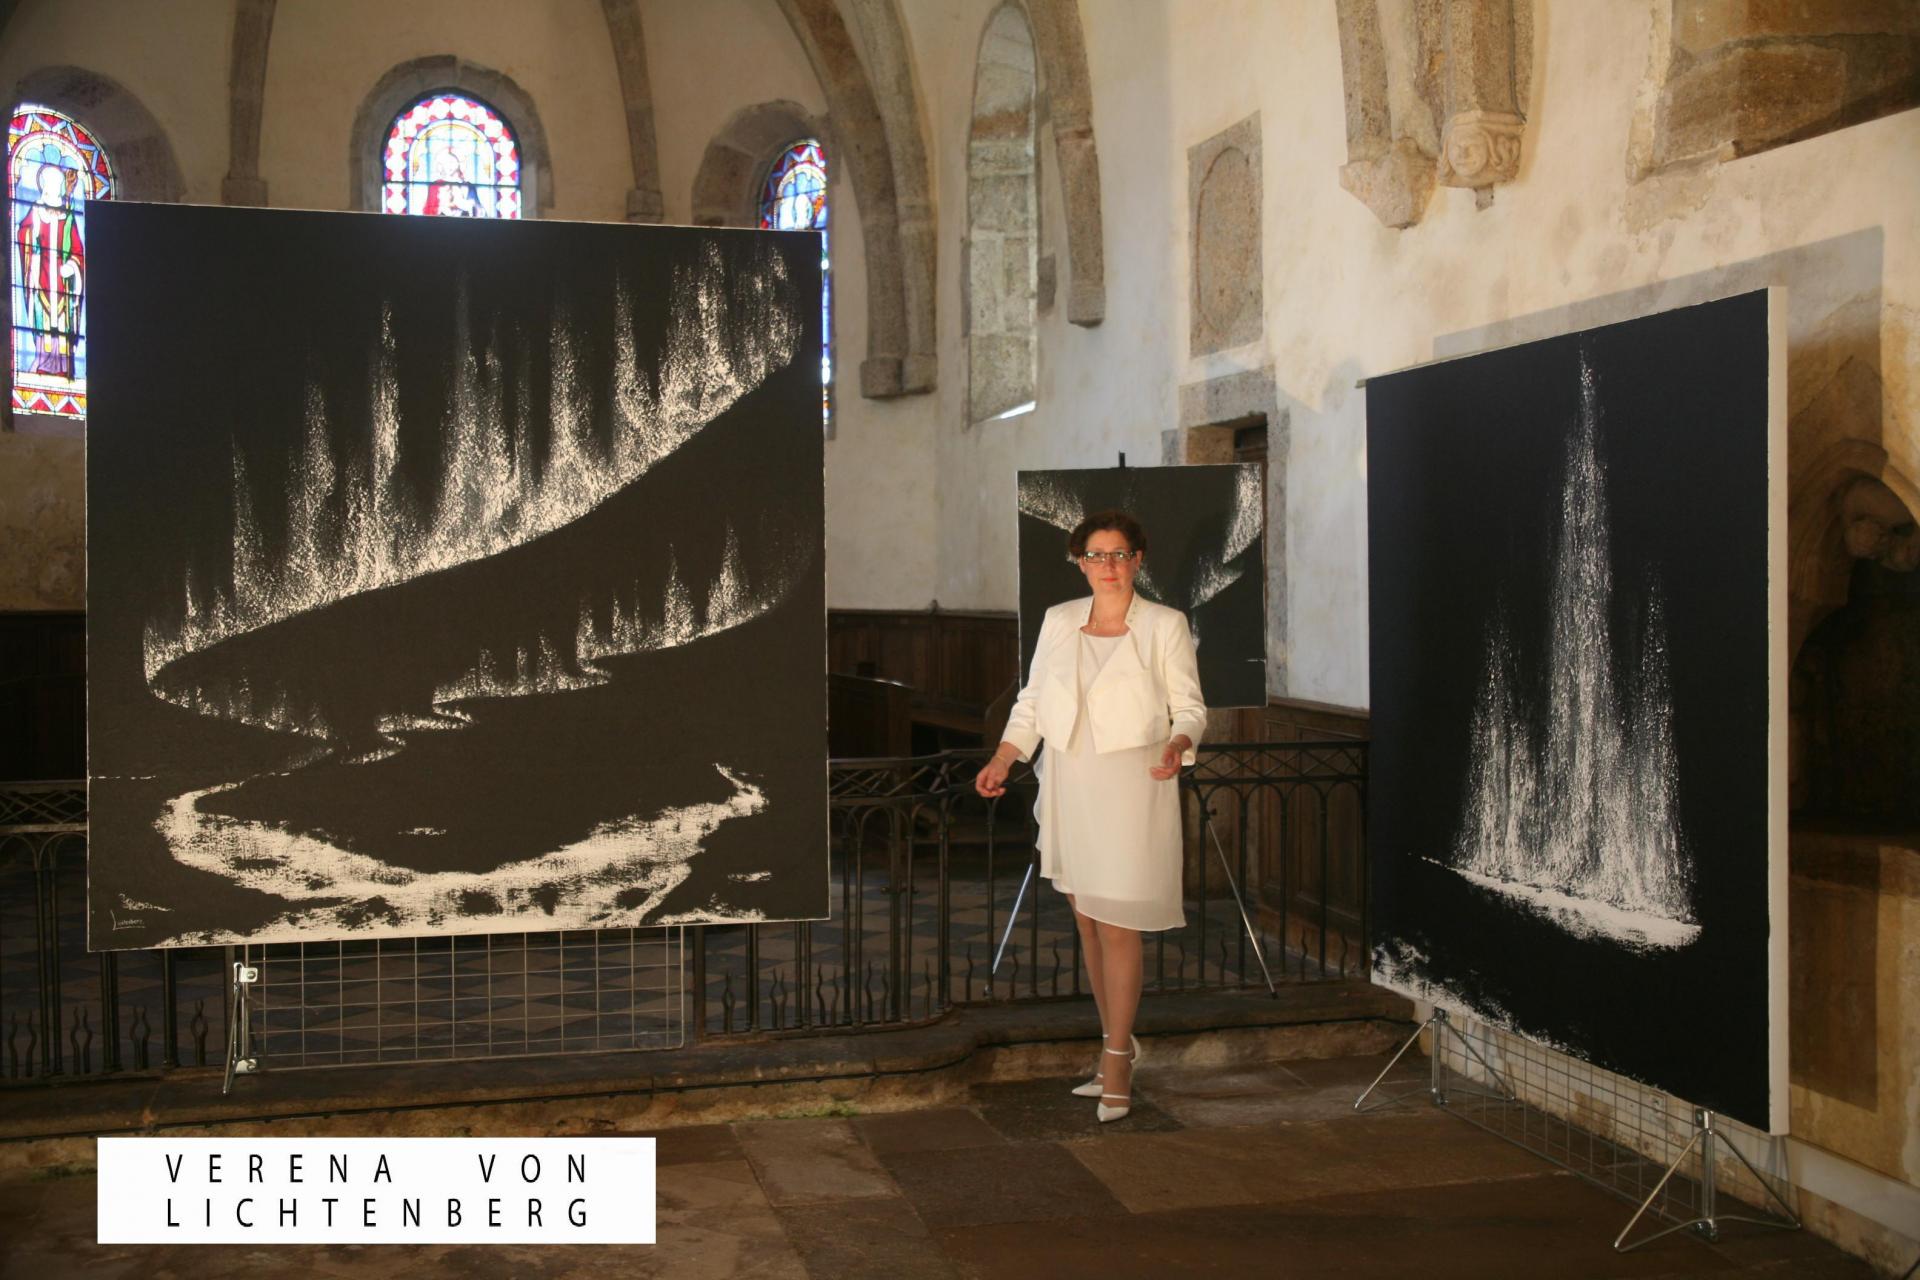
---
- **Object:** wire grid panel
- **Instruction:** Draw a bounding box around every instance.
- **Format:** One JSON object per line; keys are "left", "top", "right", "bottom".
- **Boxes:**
{"left": 1434, "top": 1014, "right": 1796, "bottom": 1227}
{"left": 244, "top": 927, "right": 685, "bottom": 1070}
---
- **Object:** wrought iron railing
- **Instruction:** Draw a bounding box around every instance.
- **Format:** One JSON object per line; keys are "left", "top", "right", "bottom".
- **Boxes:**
{"left": 0, "top": 741, "right": 1367, "bottom": 1084}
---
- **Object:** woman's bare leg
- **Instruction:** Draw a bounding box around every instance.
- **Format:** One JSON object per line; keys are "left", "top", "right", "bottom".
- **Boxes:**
{"left": 1093, "top": 920, "right": 1144, "bottom": 1101}
{"left": 1069, "top": 895, "right": 1110, "bottom": 1082}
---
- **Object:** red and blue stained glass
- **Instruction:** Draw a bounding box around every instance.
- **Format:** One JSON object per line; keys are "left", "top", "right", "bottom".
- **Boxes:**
{"left": 9, "top": 103, "right": 111, "bottom": 419}
{"left": 758, "top": 140, "right": 829, "bottom": 424}
{"left": 382, "top": 92, "right": 520, "bottom": 220}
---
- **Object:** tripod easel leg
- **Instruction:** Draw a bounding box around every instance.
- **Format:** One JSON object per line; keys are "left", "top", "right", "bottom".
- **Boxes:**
{"left": 1202, "top": 814, "right": 1276, "bottom": 994}
{"left": 990, "top": 863, "right": 1036, "bottom": 977}
{"left": 1353, "top": 1007, "right": 1521, "bottom": 1113}
{"left": 1614, "top": 1109, "right": 1802, "bottom": 1253}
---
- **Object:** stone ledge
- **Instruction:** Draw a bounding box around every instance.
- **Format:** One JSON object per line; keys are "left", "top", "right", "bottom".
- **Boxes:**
{"left": 0, "top": 983, "right": 1411, "bottom": 1145}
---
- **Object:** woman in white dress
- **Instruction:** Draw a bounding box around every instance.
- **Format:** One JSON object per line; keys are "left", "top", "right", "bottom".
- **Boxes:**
{"left": 973, "top": 510, "right": 1207, "bottom": 1123}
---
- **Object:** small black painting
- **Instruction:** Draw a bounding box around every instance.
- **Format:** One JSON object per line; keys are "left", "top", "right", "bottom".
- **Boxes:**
{"left": 1017, "top": 464, "right": 1267, "bottom": 707}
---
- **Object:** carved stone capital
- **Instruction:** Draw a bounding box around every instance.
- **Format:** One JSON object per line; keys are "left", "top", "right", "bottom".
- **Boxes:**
{"left": 1438, "top": 109, "right": 1525, "bottom": 187}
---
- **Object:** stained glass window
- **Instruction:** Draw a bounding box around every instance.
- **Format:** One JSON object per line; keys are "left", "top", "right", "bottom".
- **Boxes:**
{"left": 382, "top": 92, "right": 520, "bottom": 219}
{"left": 9, "top": 103, "right": 111, "bottom": 419}
{"left": 758, "top": 140, "right": 829, "bottom": 425}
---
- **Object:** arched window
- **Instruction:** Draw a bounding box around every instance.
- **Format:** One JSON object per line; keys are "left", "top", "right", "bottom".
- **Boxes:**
{"left": 758, "top": 139, "right": 829, "bottom": 426}
{"left": 967, "top": 4, "right": 1038, "bottom": 424}
{"left": 9, "top": 103, "right": 112, "bottom": 419}
{"left": 382, "top": 91, "right": 521, "bottom": 219}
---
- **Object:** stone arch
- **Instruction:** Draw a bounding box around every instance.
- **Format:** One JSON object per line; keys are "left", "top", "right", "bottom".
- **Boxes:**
{"left": 773, "top": 0, "right": 930, "bottom": 398}
{"left": 966, "top": 2, "right": 1039, "bottom": 424}
{"left": 1023, "top": 0, "right": 1105, "bottom": 326}
{"left": 837, "top": 0, "right": 936, "bottom": 388}
{"left": 690, "top": 100, "right": 827, "bottom": 229}
{"left": 600, "top": 0, "right": 664, "bottom": 223}
{"left": 7, "top": 65, "right": 186, "bottom": 202}
{"left": 1789, "top": 440, "right": 1920, "bottom": 661}
{"left": 347, "top": 56, "right": 554, "bottom": 215}
{"left": 222, "top": 0, "right": 275, "bottom": 206}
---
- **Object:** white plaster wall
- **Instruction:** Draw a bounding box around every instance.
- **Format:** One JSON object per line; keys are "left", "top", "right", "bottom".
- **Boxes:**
{"left": 0, "top": 0, "right": 231, "bottom": 203}
{"left": 260, "top": 0, "right": 632, "bottom": 219}
{"left": 1154, "top": 0, "right": 1920, "bottom": 707}
{"left": 644, "top": 0, "right": 824, "bottom": 225}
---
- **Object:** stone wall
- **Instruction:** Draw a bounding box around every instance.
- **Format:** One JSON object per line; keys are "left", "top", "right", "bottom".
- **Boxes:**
{"left": 0, "top": 429, "right": 81, "bottom": 610}
{"left": 1635, "top": 0, "right": 1920, "bottom": 177}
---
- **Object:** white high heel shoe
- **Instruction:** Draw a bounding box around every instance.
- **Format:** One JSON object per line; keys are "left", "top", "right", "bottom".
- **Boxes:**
{"left": 1096, "top": 1045, "right": 1134, "bottom": 1123}
{"left": 1070, "top": 1034, "right": 1142, "bottom": 1097}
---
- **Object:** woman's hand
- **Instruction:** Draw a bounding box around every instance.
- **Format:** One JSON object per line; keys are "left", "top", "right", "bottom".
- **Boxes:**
{"left": 975, "top": 748, "right": 1017, "bottom": 798}
{"left": 1149, "top": 735, "right": 1193, "bottom": 781}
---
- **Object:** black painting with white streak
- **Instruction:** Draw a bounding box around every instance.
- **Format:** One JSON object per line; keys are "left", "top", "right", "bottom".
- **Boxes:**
{"left": 87, "top": 202, "right": 828, "bottom": 949}
{"left": 1017, "top": 465, "right": 1266, "bottom": 707}
{"left": 1367, "top": 291, "right": 1778, "bottom": 1128}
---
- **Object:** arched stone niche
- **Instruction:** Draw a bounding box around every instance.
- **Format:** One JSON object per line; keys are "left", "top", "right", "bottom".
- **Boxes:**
{"left": 7, "top": 65, "right": 186, "bottom": 204}
{"left": 1022, "top": 0, "right": 1106, "bottom": 326}
{"left": 346, "top": 57, "right": 554, "bottom": 216}
{"left": 965, "top": 2, "right": 1039, "bottom": 425}
{"left": 690, "top": 100, "right": 828, "bottom": 229}
{"left": 1335, "top": 0, "right": 1532, "bottom": 228}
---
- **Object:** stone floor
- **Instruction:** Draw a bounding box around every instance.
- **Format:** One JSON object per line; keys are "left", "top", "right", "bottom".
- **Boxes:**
{"left": 0, "top": 1050, "right": 1869, "bottom": 1279}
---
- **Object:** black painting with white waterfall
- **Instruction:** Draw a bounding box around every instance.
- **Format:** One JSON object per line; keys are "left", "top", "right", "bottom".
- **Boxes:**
{"left": 1017, "top": 464, "right": 1267, "bottom": 708}
{"left": 1366, "top": 291, "right": 1784, "bottom": 1130}
{"left": 87, "top": 202, "right": 828, "bottom": 949}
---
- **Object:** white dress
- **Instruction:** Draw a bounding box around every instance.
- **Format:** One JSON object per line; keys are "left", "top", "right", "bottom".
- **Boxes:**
{"left": 1034, "top": 630, "right": 1186, "bottom": 931}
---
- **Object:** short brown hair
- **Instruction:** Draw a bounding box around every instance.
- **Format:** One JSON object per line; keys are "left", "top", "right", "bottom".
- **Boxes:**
{"left": 1067, "top": 509, "right": 1147, "bottom": 559}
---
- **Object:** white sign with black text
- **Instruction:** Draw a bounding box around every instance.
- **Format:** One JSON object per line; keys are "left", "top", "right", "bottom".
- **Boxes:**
{"left": 97, "top": 1137, "right": 656, "bottom": 1244}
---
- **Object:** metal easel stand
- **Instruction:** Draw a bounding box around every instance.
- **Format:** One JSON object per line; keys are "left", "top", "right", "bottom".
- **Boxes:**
{"left": 221, "top": 949, "right": 260, "bottom": 1095}
{"left": 988, "top": 810, "right": 1276, "bottom": 996}
{"left": 1351, "top": 1006, "right": 1520, "bottom": 1114}
{"left": 1613, "top": 1108, "right": 1802, "bottom": 1253}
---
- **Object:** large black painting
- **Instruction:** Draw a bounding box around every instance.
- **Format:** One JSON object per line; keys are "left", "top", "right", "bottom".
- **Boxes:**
{"left": 1017, "top": 465, "right": 1266, "bottom": 708}
{"left": 1367, "top": 290, "right": 1785, "bottom": 1130}
{"left": 87, "top": 203, "right": 828, "bottom": 949}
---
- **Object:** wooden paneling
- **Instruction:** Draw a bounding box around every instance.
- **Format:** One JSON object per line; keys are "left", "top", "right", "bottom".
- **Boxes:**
{"left": 1238, "top": 698, "right": 1369, "bottom": 944}
{"left": 827, "top": 672, "right": 913, "bottom": 759}
{"left": 828, "top": 608, "right": 1020, "bottom": 745}
{"left": 0, "top": 613, "right": 86, "bottom": 781}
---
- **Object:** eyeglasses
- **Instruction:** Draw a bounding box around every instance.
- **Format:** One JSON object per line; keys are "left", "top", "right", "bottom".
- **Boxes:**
{"left": 1075, "top": 550, "right": 1137, "bottom": 566}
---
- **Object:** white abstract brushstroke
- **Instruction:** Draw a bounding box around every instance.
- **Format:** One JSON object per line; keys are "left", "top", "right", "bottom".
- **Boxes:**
{"left": 1016, "top": 474, "right": 1086, "bottom": 539}
{"left": 1016, "top": 468, "right": 1260, "bottom": 614}
{"left": 1442, "top": 860, "right": 1700, "bottom": 951}
{"left": 1370, "top": 940, "right": 1582, "bottom": 1059}
{"left": 151, "top": 764, "right": 766, "bottom": 944}
{"left": 1447, "top": 351, "right": 1696, "bottom": 951}
{"left": 1183, "top": 463, "right": 1264, "bottom": 611}
{"left": 391, "top": 525, "right": 804, "bottom": 744}
{"left": 143, "top": 242, "right": 800, "bottom": 682}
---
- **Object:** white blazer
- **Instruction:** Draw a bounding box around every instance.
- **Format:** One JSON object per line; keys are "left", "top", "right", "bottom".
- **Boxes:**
{"left": 1002, "top": 594, "right": 1208, "bottom": 765}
